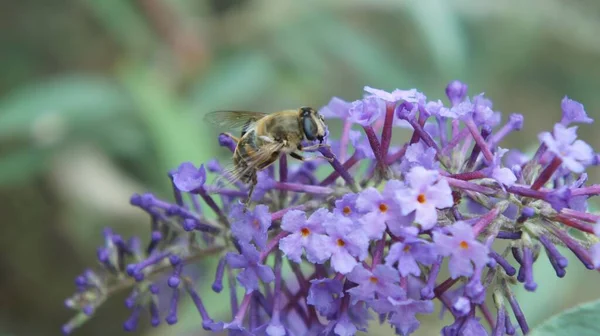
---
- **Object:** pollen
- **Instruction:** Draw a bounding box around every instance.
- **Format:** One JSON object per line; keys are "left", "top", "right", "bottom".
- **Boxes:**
{"left": 252, "top": 219, "right": 260, "bottom": 229}
{"left": 403, "top": 245, "right": 411, "bottom": 252}
{"left": 417, "top": 193, "right": 426, "bottom": 204}
{"left": 369, "top": 276, "right": 379, "bottom": 284}
{"left": 343, "top": 206, "right": 352, "bottom": 215}
{"left": 301, "top": 228, "right": 310, "bottom": 237}
{"left": 459, "top": 240, "right": 469, "bottom": 249}
{"left": 379, "top": 203, "right": 388, "bottom": 213}
{"left": 337, "top": 239, "right": 346, "bottom": 247}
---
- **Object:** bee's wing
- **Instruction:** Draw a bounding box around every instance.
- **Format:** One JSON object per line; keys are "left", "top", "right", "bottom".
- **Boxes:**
{"left": 207, "top": 140, "right": 285, "bottom": 193}
{"left": 203, "top": 111, "right": 269, "bottom": 131}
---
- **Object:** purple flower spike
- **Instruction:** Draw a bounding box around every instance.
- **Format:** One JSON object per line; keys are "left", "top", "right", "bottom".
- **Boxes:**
{"left": 323, "top": 214, "right": 369, "bottom": 274}
{"left": 279, "top": 209, "right": 333, "bottom": 264}
{"left": 396, "top": 166, "right": 453, "bottom": 229}
{"left": 226, "top": 242, "right": 275, "bottom": 292}
{"left": 539, "top": 123, "right": 594, "bottom": 173}
{"left": 561, "top": 96, "right": 593, "bottom": 126}
{"left": 385, "top": 236, "right": 437, "bottom": 277}
{"left": 445, "top": 80, "right": 468, "bottom": 106}
{"left": 433, "top": 221, "right": 490, "bottom": 279}
{"left": 230, "top": 203, "right": 272, "bottom": 249}
{"left": 172, "top": 162, "right": 206, "bottom": 192}
{"left": 347, "top": 97, "right": 385, "bottom": 126}
{"left": 166, "top": 288, "right": 180, "bottom": 325}
{"left": 346, "top": 264, "right": 403, "bottom": 304}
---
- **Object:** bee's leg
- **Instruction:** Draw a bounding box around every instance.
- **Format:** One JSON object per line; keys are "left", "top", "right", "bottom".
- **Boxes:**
{"left": 290, "top": 152, "right": 333, "bottom": 162}
{"left": 300, "top": 143, "right": 330, "bottom": 152}
{"left": 222, "top": 132, "right": 240, "bottom": 144}
{"left": 243, "top": 173, "right": 258, "bottom": 211}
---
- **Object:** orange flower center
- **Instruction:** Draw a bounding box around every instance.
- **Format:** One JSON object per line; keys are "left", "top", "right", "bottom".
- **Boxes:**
{"left": 403, "top": 245, "right": 411, "bottom": 252}
{"left": 369, "top": 276, "right": 379, "bottom": 284}
{"left": 459, "top": 240, "right": 469, "bottom": 249}
{"left": 337, "top": 239, "right": 346, "bottom": 247}
{"left": 252, "top": 219, "right": 260, "bottom": 229}
{"left": 343, "top": 206, "right": 352, "bottom": 216}
{"left": 417, "top": 193, "right": 426, "bottom": 204}
{"left": 301, "top": 228, "right": 310, "bottom": 237}
{"left": 379, "top": 203, "right": 388, "bottom": 213}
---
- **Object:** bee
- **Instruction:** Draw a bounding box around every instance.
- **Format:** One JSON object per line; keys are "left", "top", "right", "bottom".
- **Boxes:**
{"left": 204, "top": 107, "right": 331, "bottom": 205}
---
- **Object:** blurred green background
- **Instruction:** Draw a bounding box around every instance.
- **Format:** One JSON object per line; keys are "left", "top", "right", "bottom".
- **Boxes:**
{"left": 2, "top": 0, "right": 600, "bottom": 335}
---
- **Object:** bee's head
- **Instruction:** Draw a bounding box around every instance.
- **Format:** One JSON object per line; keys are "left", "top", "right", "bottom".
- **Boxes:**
{"left": 299, "top": 107, "right": 327, "bottom": 143}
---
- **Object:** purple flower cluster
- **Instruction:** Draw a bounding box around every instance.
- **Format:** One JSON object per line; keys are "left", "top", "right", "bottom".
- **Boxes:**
{"left": 63, "top": 81, "right": 600, "bottom": 336}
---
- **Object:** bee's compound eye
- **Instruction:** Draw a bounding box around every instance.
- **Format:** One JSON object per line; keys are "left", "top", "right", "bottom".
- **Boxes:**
{"left": 302, "top": 115, "right": 318, "bottom": 141}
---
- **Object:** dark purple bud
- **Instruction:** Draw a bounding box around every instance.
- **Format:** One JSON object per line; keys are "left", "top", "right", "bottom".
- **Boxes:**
{"left": 74, "top": 275, "right": 87, "bottom": 287}
{"left": 83, "top": 306, "right": 94, "bottom": 316}
{"left": 508, "top": 113, "right": 524, "bottom": 131}
{"left": 544, "top": 187, "right": 572, "bottom": 212}
{"left": 505, "top": 310, "right": 516, "bottom": 335}
{"left": 134, "top": 273, "right": 144, "bottom": 282}
{"left": 521, "top": 207, "right": 535, "bottom": 218}
{"left": 497, "top": 231, "right": 522, "bottom": 240}
{"left": 125, "top": 264, "right": 137, "bottom": 277}
{"left": 445, "top": 80, "right": 468, "bottom": 106}
{"left": 125, "top": 291, "right": 137, "bottom": 309}
{"left": 206, "top": 159, "right": 221, "bottom": 173}
{"left": 522, "top": 247, "right": 537, "bottom": 291}
{"left": 185, "top": 282, "right": 214, "bottom": 323}
{"left": 123, "top": 305, "right": 142, "bottom": 331}
{"left": 212, "top": 257, "right": 226, "bottom": 293}
{"left": 218, "top": 133, "right": 237, "bottom": 152}
{"left": 129, "top": 193, "right": 142, "bottom": 206}
{"left": 147, "top": 231, "right": 162, "bottom": 254}
{"left": 149, "top": 301, "right": 160, "bottom": 327}
{"left": 493, "top": 307, "right": 506, "bottom": 336}
{"left": 489, "top": 250, "right": 516, "bottom": 276}
{"left": 96, "top": 248, "right": 109, "bottom": 263}
{"left": 183, "top": 219, "right": 196, "bottom": 231}
{"left": 166, "top": 288, "right": 180, "bottom": 325}
{"left": 149, "top": 284, "right": 159, "bottom": 294}
{"left": 507, "top": 291, "right": 529, "bottom": 334}
{"left": 539, "top": 235, "right": 568, "bottom": 270}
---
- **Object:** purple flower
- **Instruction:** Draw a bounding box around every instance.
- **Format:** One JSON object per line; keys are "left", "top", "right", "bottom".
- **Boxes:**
{"left": 172, "top": 162, "right": 206, "bottom": 192}
{"left": 364, "top": 86, "right": 420, "bottom": 103}
{"left": 346, "top": 264, "right": 402, "bottom": 304}
{"left": 561, "top": 96, "right": 592, "bottom": 126}
{"left": 226, "top": 243, "right": 274, "bottom": 292}
{"left": 333, "top": 193, "right": 364, "bottom": 219}
{"left": 485, "top": 148, "right": 517, "bottom": 187}
{"left": 385, "top": 236, "right": 437, "bottom": 277}
{"left": 279, "top": 209, "right": 333, "bottom": 264}
{"left": 307, "top": 278, "right": 343, "bottom": 318}
{"left": 445, "top": 80, "right": 468, "bottom": 106}
{"left": 251, "top": 171, "right": 276, "bottom": 201}
{"left": 396, "top": 166, "right": 453, "bottom": 230}
{"left": 324, "top": 214, "right": 369, "bottom": 274}
{"left": 356, "top": 180, "right": 406, "bottom": 239}
{"left": 472, "top": 93, "right": 500, "bottom": 127}
{"left": 433, "top": 222, "right": 490, "bottom": 279}
{"left": 320, "top": 97, "right": 352, "bottom": 119}
{"left": 539, "top": 123, "right": 594, "bottom": 173}
{"left": 325, "top": 303, "right": 370, "bottom": 336}
{"left": 439, "top": 98, "right": 473, "bottom": 120}
{"left": 347, "top": 97, "right": 385, "bottom": 126}
{"left": 397, "top": 142, "right": 439, "bottom": 173}
{"left": 370, "top": 297, "right": 434, "bottom": 335}
{"left": 230, "top": 203, "right": 271, "bottom": 249}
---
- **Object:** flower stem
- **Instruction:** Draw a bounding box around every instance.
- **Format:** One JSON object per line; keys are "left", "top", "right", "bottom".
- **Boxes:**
{"left": 531, "top": 156, "right": 562, "bottom": 190}
{"left": 339, "top": 119, "right": 352, "bottom": 162}
{"left": 380, "top": 103, "right": 395, "bottom": 159}
{"left": 318, "top": 146, "right": 358, "bottom": 192}
{"left": 464, "top": 118, "right": 494, "bottom": 163}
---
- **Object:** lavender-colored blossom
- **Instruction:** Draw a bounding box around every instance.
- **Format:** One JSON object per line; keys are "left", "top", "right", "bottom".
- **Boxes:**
{"left": 230, "top": 203, "right": 271, "bottom": 249}
{"left": 472, "top": 93, "right": 501, "bottom": 127}
{"left": 397, "top": 142, "right": 439, "bottom": 173}
{"left": 396, "top": 166, "right": 453, "bottom": 229}
{"left": 385, "top": 236, "right": 437, "bottom": 277}
{"left": 346, "top": 264, "right": 403, "bottom": 304}
{"left": 433, "top": 221, "right": 490, "bottom": 279}
{"left": 324, "top": 215, "right": 369, "bottom": 274}
{"left": 561, "top": 96, "right": 593, "bottom": 126}
{"left": 364, "top": 86, "right": 419, "bottom": 103}
{"left": 279, "top": 209, "right": 333, "bottom": 264}
{"left": 539, "top": 123, "right": 594, "bottom": 173}
{"left": 439, "top": 98, "right": 473, "bottom": 120}
{"left": 347, "top": 97, "right": 385, "bottom": 126}
{"left": 445, "top": 80, "right": 468, "bottom": 106}
{"left": 172, "top": 162, "right": 206, "bottom": 192}
{"left": 333, "top": 193, "right": 363, "bottom": 219}
{"left": 356, "top": 179, "right": 406, "bottom": 239}
{"left": 307, "top": 278, "right": 343, "bottom": 318}
{"left": 226, "top": 243, "right": 274, "bottom": 292}
{"left": 486, "top": 148, "right": 517, "bottom": 187}
{"left": 320, "top": 97, "right": 353, "bottom": 119}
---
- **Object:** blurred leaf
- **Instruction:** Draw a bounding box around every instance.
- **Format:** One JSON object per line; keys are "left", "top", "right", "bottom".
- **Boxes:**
{"left": 119, "top": 64, "right": 218, "bottom": 193}
{"left": 406, "top": 1, "right": 468, "bottom": 78}
{"left": 187, "top": 51, "right": 277, "bottom": 111}
{"left": 529, "top": 298, "right": 600, "bottom": 336}
{"left": 0, "top": 148, "right": 50, "bottom": 187}
{"left": 0, "top": 75, "right": 132, "bottom": 139}
{"left": 310, "top": 14, "right": 409, "bottom": 89}
{"left": 78, "top": 0, "right": 154, "bottom": 53}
